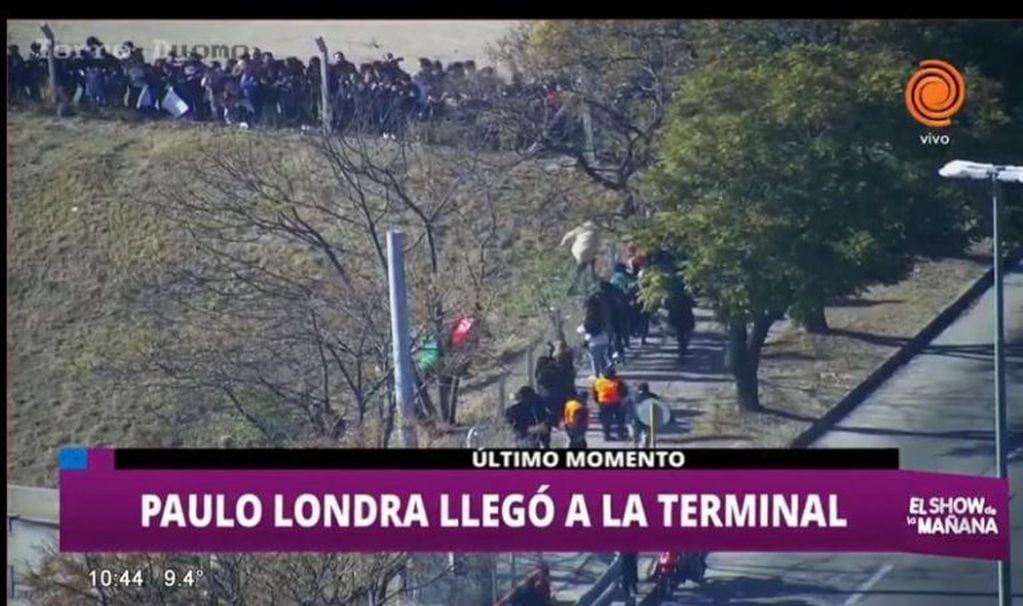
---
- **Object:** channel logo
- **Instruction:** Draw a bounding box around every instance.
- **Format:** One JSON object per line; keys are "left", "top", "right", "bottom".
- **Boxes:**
{"left": 905, "top": 60, "right": 966, "bottom": 128}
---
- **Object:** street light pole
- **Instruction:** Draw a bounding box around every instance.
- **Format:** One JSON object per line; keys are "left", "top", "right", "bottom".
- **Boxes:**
{"left": 938, "top": 159, "right": 1022, "bottom": 606}
{"left": 991, "top": 175, "right": 1010, "bottom": 606}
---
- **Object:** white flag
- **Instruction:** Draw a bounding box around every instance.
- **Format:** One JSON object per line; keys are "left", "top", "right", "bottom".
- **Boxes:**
{"left": 161, "top": 87, "right": 189, "bottom": 118}
{"left": 136, "top": 85, "right": 152, "bottom": 110}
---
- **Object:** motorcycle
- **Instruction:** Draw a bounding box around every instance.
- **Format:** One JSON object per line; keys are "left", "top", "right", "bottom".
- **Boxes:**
{"left": 652, "top": 551, "right": 709, "bottom": 598}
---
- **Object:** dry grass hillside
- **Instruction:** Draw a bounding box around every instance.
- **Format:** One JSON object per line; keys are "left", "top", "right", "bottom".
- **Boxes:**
{"left": 6, "top": 112, "right": 610, "bottom": 485}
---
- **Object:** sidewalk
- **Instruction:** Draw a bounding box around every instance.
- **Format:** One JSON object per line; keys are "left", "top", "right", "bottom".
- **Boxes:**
{"left": 533, "top": 308, "right": 739, "bottom": 605}
{"left": 575, "top": 308, "right": 744, "bottom": 451}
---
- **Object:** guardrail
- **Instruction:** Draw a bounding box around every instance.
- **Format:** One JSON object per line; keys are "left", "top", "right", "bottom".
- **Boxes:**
{"left": 7, "top": 484, "right": 59, "bottom": 526}
{"left": 573, "top": 554, "right": 622, "bottom": 606}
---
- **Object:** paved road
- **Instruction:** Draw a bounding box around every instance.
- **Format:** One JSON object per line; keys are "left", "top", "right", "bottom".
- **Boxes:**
{"left": 669, "top": 261, "right": 1023, "bottom": 605}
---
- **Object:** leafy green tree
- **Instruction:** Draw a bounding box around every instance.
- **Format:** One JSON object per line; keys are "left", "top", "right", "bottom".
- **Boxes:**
{"left": 856, "top": 20, "right": 1023, "bottom": 246}
{"left": 855, "top": 21, "right": 1023, "bottom": 121}
{"left": 642, "top": 43, "right": 1008, "bottom": 410}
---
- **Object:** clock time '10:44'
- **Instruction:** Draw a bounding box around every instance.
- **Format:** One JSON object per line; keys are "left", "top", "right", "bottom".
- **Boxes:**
{"left": 88, "top": 568, "right": 205, "bottom": 587}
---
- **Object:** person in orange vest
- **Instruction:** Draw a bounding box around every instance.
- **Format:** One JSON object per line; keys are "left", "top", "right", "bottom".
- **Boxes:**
{"left": 592, "top": 367, "right": 629, "bottom": 441}
{"left": 562, "top": 392, "right": 590, "bottom": 450}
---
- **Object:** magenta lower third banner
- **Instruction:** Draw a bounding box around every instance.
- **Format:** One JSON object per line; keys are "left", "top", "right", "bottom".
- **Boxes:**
{"left": 60, "top": 449, "right": 1009, "bottom": 559}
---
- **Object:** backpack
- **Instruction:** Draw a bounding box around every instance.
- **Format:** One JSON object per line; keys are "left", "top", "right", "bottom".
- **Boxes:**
{"left": 563, "top": 400, "right": 588, "bottom": 430}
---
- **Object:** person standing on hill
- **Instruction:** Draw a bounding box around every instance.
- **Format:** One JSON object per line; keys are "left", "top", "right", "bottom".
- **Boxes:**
{"left": 552, "top": 337, "right": 576, "bottom": 399}
{"left": 624, "top": 242, "right": 647, "bottom": 275}
{"left": 561, "top": 220, "right": 600, "bottom": 294}
{"left": 535, "top": 344, "right": 570, "bottom": 422}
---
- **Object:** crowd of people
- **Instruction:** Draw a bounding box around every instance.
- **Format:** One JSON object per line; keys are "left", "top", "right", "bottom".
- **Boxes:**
{"left": 504, "top": 238, "right": 697, "bottom": 452}
{"left": 497, "top": 232, "right": 700, "bottom": 605}
{"left": 7, "top": 37, "right": 575, "bottom": 143}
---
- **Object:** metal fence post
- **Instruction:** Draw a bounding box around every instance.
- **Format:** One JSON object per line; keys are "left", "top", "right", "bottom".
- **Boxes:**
{"left": 526, "top": 347, "right": 535, "bottom": 389}
{"left": 41, "top": 24, "right": 58, "bottom": 115}
{"left": 498, "top": 374, "right": 507, "bottom": 417}
{"left": 313, "top": 36, "right": 332, "bottom": 132}
{"left": 387, "top": 230, "right": 417, "bottom": 448}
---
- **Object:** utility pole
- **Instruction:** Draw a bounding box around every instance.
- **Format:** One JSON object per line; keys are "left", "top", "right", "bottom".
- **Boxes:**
{"left": 313, "top": 36, "right": 332, "bottom": 132}
{"left": 387, "top": 230, "right": 417, "bottom": 448}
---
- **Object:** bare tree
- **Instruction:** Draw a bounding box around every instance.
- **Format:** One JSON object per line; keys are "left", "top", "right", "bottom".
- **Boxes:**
{"left": 489, "top": 20, "right": 697, "bottom": 218}
{"left": 21, "top": 550, "right": 437, "bottom": 606}
{"left": 119, "top": 102, "right": 575, "bottom": 446}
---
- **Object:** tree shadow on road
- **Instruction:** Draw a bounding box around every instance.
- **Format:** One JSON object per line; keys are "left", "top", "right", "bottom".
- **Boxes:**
{"left": 659, "top": 434, "right": 753, "bottom": 445}
{"left": 679, "top": 574, "right": 1023, "bottom": 605}
{"left": 832, "top": 297, "right": 905, "bottom": 308}
{"left": 758, "top": 405, "right": 817, "bottom": 422}
{"left": 673, "top": 575, "right": 831, "bottom": 605}
{"left": 919, "top": 342, "right": 1023, "bottom": 363}
{"left": 760, "top": 351, "right": 819, "bottom": 362}
{"left": 831, "top": 426, "right": 996, "bottom": 441}
{"left": 622, "top": 335, "right": 728, "bottom": 381}
{"left": 828, "top": 328, "right": 911, "bottom": 348}
{"left": 942, "top": 430, "right": 1023, "bottom": 458}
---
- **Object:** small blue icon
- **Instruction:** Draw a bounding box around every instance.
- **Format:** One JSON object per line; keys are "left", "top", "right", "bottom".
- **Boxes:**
{"left": 59, "top": 448, "right": 89, "bottom": 471}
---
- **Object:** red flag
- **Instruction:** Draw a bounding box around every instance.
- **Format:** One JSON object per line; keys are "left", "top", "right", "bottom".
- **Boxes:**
{"left": 450, "top": 315, "right": 476, "bottom": 349}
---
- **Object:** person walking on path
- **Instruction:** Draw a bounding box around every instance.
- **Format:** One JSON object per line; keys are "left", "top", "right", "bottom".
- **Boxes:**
{"left": 601, "top": 272, "right": 634, "bottom": 358}
{"left": 581, "top": 325, "right": 610, "bottom": 378}
{"left": 592, "top": 367, "right": 629, "bottom": 441}
{"left": 619, "top": 552, "right": 640, "bottom": 603}
{"left": 553, "top": 337, "right": 576, "bottom": 403}
{"left": 666, "top": 285, "right": 696, "bottom": 362}
{"left": 629, "top": 382, "right": 661, "bottom": 447}
{"left": 562, "top": 392, "right": 590, "bottom": 449}
{"left": 505, "top": 386, "right": 554, "bottom": 448}
{"left": 612, "top": 258, "right": 652, "bottom": 345}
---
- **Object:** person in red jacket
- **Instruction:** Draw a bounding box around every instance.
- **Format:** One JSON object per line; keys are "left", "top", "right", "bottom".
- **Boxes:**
{"left": 495, "top": 564, "right": 552, "bottom": 606}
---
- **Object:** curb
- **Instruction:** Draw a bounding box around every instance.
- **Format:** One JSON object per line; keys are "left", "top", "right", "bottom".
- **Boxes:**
{"left": 790, "top": 249, "right": 1023, "bottom": 448}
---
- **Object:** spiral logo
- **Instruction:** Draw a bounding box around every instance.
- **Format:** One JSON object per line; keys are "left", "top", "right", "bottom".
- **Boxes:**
{"left": 905, "top": 60, "right": 966, "bottom": 128}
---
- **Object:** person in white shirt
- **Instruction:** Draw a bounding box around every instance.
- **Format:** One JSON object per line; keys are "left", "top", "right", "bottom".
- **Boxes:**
{"left": 560, "top": 220, "right": 600, "bottom": 294}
